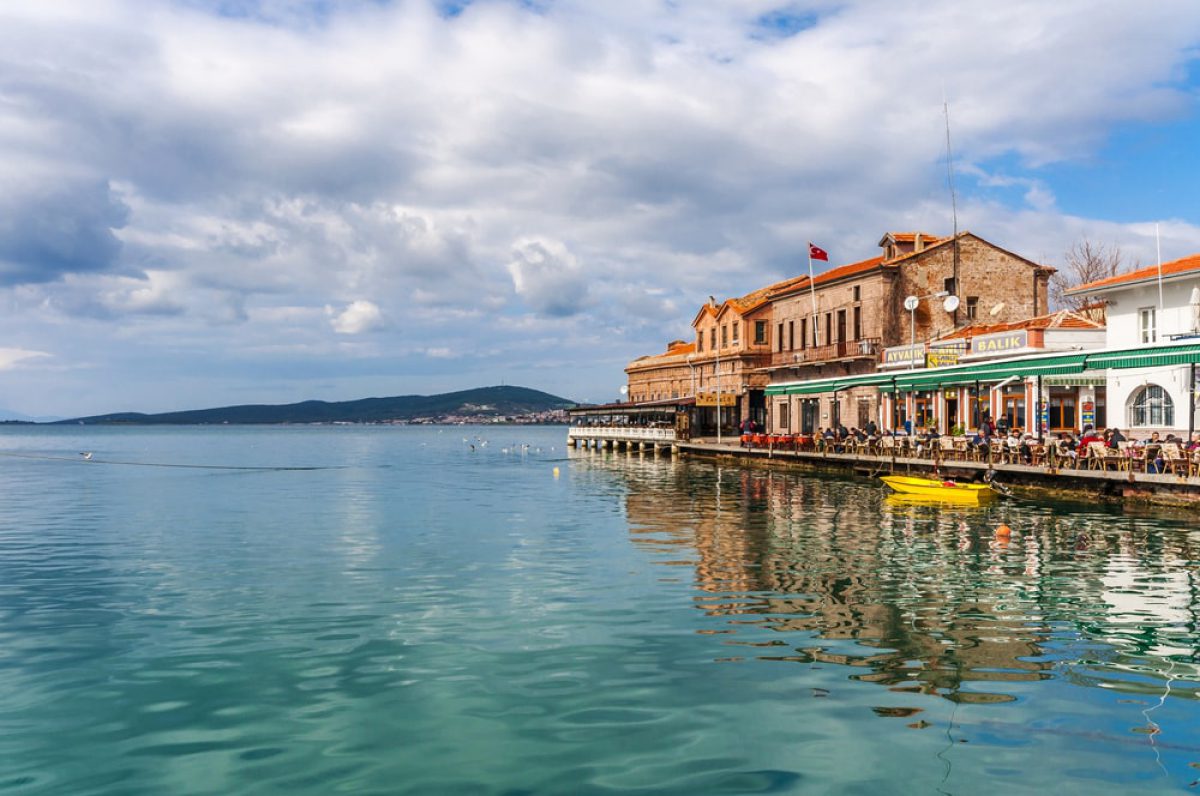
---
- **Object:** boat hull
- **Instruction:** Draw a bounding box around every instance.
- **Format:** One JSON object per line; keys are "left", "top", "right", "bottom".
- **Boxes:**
{"left": 880, "top": 475, "right": 997, "bottom": 503}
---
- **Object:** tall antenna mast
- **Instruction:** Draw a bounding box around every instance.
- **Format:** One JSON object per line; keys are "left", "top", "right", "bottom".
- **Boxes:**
{"left": 944, "top": 96, "right": 960, "bottom": 323}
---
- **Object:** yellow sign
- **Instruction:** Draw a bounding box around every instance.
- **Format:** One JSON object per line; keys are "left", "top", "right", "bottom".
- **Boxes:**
{"left": 925, "top": 351, "right": 960, "bottom": 368}
{"left": 696, "top": 392, "right": 738, "bottom": 407}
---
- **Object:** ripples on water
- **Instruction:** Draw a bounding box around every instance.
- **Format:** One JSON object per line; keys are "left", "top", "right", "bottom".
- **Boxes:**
{"left": 0, "top": 426, "right": 1197, "bottom": 794}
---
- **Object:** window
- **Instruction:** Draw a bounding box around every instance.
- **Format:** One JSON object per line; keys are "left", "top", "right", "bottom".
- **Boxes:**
{"left": 1048, "top": 388, "right": 1076, "bottom": 431}
{"left": 852, "top": 306, "right": 861, "bottom": 341}
{"left": 788, "top": 320, "right": 795, "bottom": 350}
{"left": 800, "top": 318, "right": 807, "bottom": 350}
{"left": 777, "top": 401, "right": 789, "bottom": 432}
{"left": 732, "top": 322, "right": 739, "bottom": 343}
{"left": 966, "top": 296, "right": 978, "bottom": 320}
{"left": 697, "top": 331, "right": 703, "bottom": 352}
{"left": 825, "top": 313, "right": 832, "bottom": 346}
{"left": 721, "top": 325, "right": 728, "bottom": 347}
{"left": 853, "top": 285, "right": 861, "bottom": 302}
{"left": 944, "top": 277, "right": 956, "bottom": 295}
{"left": 1130, "top": 385, "right": 1173, "bottom": 427}
{"left": 754, "top": 320, "right": 767, "bottom": 345}
{"left": 710, "top": 328, "right": 716, "bottom": 350}
{"left": 1139, "top": 307, "right": 1157, "bottom": 344}
{"left": 776, "top": 322, "right": 784, "bottom": 352}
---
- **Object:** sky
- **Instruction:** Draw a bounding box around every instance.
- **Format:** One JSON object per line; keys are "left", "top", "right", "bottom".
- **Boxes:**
{"left": 1, "top": 0, "right": 1199, "bottom": 417}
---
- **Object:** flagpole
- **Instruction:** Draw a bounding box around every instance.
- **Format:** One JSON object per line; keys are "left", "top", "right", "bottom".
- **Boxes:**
{"left": 808, "top": 248, "right": 819, "bottom": 347}
{"left": 1156, "top": 222, "right": 1164, "bottom": 313}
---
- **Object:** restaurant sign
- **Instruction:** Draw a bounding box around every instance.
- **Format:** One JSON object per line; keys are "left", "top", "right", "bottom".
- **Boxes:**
{"left": 925, "top": 350, "right": 961, "bottom": 368}
{"left": 970, "top": 330, "right": 1028, "bottom": 355}
{"left": 696, "top": 392, "right": 738, "bottom": 407}
{"left": 881, "top": 343, "right": 925, "bottom": 366}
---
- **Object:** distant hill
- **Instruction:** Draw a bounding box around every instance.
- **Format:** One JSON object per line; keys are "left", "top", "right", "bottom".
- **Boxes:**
{"left": 59, "top": 386, "right": 576, "bottom": 425}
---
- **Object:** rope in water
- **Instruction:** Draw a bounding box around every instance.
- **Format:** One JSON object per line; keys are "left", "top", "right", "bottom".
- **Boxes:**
{"left": 0, "top": 451, "right": 334, "bottom": 471}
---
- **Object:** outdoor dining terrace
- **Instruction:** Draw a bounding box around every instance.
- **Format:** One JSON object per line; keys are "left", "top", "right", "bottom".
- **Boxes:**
{"left": 734, "top": 433, "right": 1200, "bottom": 478}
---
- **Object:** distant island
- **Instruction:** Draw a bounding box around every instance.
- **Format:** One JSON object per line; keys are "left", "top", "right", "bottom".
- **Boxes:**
{"left": 55, "top": 386, "right": 577, "bottom": 426}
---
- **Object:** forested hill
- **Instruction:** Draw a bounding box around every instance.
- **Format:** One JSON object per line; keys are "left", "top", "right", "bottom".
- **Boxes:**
{"left": 60, "top": 386, "right": 576, "bottom": 425}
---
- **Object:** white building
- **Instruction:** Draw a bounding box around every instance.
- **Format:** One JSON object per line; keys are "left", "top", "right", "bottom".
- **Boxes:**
{"left": 1068, "top": 253, "right": 1200, "bottom": 436}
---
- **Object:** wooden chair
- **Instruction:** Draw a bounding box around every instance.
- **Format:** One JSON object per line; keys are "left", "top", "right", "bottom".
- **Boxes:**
{"left": 1087, "top": 441, "right": 1121, "bottom": 471}
{"left": 1161, "top": 443, "right": 1187, "bottom": 475}
{"left": 1117, "top": 441, "right": 1142, "bottom": 472}
{"left": 936, "top": 437, "right": 958, "bottom": 461}
{"left": 1029, "top": 443, "right": 1046, "bottom": 467}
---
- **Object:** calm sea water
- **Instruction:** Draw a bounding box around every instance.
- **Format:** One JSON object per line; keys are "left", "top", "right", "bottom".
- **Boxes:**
{"left": 0, "top": 425, "right": 1197, "bottom": 795}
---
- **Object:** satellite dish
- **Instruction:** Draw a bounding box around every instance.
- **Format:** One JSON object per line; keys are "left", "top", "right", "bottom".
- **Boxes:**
{"left": 989, "top": 302, "right": 1006, "bottom": 317}
{"left": 903, "top": 295, "right": 919, "bottom": 312}
{"left": 943, "top": 295, "right": 960, "bottom": 313}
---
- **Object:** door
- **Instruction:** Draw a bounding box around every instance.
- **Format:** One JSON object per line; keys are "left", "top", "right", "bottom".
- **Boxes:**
{"left": 801, "top": 400, "right": 819, "bottom": 433}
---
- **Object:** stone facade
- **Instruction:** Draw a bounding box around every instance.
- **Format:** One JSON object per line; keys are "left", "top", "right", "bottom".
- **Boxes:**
{"left": 766, "top": 232, "right": 1054, "bottom": 434}
{"left": 625, "top": 340, "right": 696, "bottom": 404}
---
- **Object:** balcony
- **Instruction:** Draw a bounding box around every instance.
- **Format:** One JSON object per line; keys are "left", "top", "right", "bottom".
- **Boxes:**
{"left": 769, "top": 338, "right": 882, "bottom": 369}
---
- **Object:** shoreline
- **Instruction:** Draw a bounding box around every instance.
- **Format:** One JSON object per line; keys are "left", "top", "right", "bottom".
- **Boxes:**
{"left": 648, "top": 437, "right": 1200, "bottom": 508}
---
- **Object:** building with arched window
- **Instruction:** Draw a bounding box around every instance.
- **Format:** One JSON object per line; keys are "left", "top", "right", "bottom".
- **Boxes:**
{"left": 1068, "top": 253, "right": 1200, "bottom": 436}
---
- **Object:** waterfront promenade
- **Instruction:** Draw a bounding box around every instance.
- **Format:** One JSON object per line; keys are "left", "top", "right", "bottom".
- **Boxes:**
{"left": 570, "top": 427, "right": 1200, "bottom": 504}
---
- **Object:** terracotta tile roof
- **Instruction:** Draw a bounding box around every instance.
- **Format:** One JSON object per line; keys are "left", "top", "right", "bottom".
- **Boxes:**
{"left": 937, "top": 309, "right": 1104, "bottom": 340}
{"left": 882, "top": 232, "right": 963, "bottom": 264}
{"left": 665, "top": 340, "right": 695, "bottom": 355}
{"left": 767, "top": 255, "right": 885, "bottom": 299}
{"left": 1071, "top": 253, "right": 1200, "bottom": 293}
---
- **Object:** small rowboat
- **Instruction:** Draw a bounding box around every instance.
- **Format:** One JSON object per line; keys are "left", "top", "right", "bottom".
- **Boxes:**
{"left": 880, "top": 475, "right": 998, "bottom": 503}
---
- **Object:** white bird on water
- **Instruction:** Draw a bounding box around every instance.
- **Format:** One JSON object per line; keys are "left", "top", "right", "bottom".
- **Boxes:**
{"left": 80, "top": 452, "right": 93, "bottom": 460}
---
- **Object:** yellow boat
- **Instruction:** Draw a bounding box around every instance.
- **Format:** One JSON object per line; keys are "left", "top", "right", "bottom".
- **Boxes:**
{"left": 880, "top": 475, "right": 998, "bottom": 503}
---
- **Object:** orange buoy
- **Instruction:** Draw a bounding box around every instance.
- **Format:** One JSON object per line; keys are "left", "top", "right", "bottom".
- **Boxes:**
{"left": 995, "top": 523, "right": 1012, "bottom": 538}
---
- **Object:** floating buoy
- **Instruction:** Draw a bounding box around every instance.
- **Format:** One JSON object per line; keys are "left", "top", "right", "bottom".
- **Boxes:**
{"left": 552, "top": 467, "right": 560, "bottom": 479}
{"left": 995, "top": 523, "right": 1012, "bottom": 538}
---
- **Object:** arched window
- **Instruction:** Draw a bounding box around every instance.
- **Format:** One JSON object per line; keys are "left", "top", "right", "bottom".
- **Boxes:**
{"left": 1129, "top": 385, "right": 1174, "bottom": 427}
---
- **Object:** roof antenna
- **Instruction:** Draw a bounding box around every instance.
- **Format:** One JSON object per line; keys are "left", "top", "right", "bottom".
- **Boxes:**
{"left": 943, "top": 91, "right": 960, "bottom": 322}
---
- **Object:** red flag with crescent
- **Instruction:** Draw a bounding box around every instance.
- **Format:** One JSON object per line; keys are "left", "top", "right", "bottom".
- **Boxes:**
{"left": 808, "top": 243, "right": 829, "bottom": 261}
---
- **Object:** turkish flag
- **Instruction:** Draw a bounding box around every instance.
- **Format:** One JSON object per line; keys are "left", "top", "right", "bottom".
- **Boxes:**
{"left": 808, "top": 243, "right": 829, "bottom": 261}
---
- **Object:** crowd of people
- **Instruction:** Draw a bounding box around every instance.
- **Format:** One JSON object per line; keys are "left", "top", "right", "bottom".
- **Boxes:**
{"left": 740, "top": 413, "right": 1200, "bottom": 473}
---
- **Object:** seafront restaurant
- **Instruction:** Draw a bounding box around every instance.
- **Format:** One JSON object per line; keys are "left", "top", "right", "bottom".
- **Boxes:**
{"left": 567, "top": 396, "right": 696, "bottom": 443}
{"left": 874, "top": 311, "right": 1106, "bottom": 435}
{"left": 766, "top": 310, "right": 1108, "bottom": 436}
{"left": 766, "top": 339, "right": 1200, "bottom": 440}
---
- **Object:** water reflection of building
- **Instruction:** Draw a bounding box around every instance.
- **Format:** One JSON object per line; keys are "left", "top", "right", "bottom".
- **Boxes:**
{"left": 608, "top": 452, "right": 1200, "bottom": 701}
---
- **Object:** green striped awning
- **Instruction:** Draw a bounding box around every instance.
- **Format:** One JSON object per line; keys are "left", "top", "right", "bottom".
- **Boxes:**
{"left": 764, "top": 342, "right": 1200, "bottom": 398}
{"left": 1083, "top": 343, "right": 1200, "bottom": 370}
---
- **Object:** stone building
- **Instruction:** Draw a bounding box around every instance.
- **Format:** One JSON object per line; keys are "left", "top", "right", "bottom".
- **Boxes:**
{"left": 765, "top": 231, "right": 1055, "bottom": 434}
{"left": 625, "top": 339, "right": 696, "bottom": 404}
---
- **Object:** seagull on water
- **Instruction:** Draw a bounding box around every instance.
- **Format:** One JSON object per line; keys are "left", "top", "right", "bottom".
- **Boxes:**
{"left": 80, "top": 452, "right": 93, "bottom": 460}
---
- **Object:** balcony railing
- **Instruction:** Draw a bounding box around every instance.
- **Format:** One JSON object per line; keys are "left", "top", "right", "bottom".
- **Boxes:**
{"left": 769, "top": 337, "right": 882, "bottom": 368}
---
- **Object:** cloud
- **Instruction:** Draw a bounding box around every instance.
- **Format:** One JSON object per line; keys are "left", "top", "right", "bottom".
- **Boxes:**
{"left": 0, "top": 0, "right": 1198, "bottom": 413}
{"left": 328, "top": 299, "right": 384, "bottom": 334}
{"left": 507, "top": 236, "right": 590, "bottom": 317}
{"left": 0, "top": 348, "right": 50, "bottom": 370}
{"left": 0, "top": 180, "right": 130, "bottom": 286}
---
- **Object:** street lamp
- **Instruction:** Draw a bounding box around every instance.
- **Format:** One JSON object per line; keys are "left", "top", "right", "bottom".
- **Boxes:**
{"left": 902, "top": 291, "right": 959, "bottom": 433}
{"left": 903, "top": 291, "right": 959, "bottom": 369}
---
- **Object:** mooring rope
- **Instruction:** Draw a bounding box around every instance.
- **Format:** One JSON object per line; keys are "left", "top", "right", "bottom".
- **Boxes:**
{"left": 0, "top": 451, "right": 333, "bottom": 471}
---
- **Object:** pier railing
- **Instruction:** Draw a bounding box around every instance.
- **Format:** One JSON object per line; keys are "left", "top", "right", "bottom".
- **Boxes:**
{"left": 568, "top": 426, "right": 677, "bottom": 443}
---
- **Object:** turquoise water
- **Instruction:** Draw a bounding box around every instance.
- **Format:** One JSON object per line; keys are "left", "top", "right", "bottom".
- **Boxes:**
{"left": 0, "top": 425, "right": 1197, "bottom": 794}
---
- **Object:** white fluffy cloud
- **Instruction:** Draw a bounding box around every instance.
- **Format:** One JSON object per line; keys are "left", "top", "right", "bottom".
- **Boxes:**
{"left": 328, "top": 300, "right": 385, "bottom": 334}
{"left": 0, "top": 0, "right": 1197, "bottom": 414}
